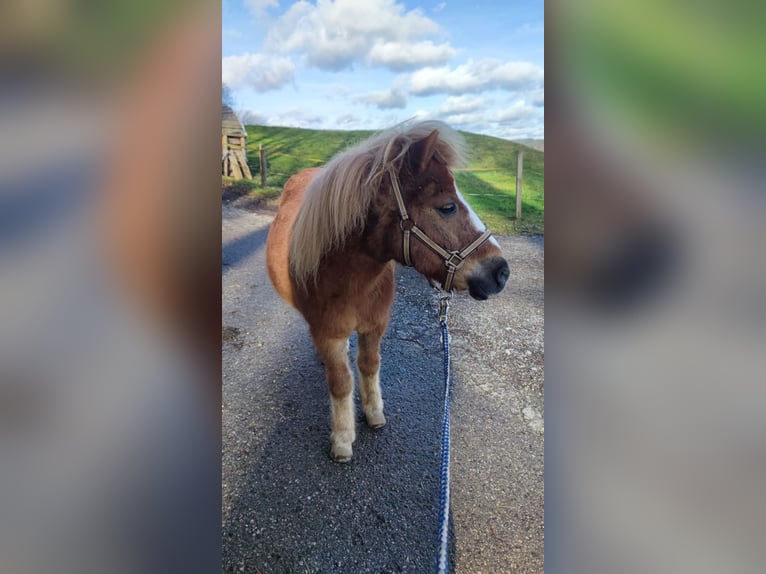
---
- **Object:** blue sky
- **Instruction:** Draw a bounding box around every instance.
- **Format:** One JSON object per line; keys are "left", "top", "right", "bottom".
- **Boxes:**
{"left": 222, "top": 0, "right": 543, "bottom": 140}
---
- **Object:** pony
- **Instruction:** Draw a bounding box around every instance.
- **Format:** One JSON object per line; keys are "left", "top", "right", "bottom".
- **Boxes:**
{"left": 265, "top": 121, "right": 510, "bottom": 462}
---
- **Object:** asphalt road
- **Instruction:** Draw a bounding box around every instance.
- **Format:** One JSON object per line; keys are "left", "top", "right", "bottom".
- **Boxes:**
{"left": 222, "top": 205, "right": 544, "bottom": 573}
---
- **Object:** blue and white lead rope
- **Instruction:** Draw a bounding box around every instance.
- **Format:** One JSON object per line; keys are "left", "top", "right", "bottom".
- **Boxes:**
{"left": 436, "top": 293, "right": 452, "bottom": 574}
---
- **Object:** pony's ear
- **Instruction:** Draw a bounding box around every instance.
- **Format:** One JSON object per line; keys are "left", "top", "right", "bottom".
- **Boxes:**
{"left": 408, "top": 129, "right": 440, "bottom": 175}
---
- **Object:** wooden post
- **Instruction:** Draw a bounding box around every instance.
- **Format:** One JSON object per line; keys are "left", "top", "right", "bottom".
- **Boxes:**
{"left": 515, "top": 150, "right": 523, "bottom": 220}
{"left": 259, "top": 144, "right": 267, "bottom": 188}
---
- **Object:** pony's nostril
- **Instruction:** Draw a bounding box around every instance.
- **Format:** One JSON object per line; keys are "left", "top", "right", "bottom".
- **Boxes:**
{"left": 495, "top": 261, "right": 510, "bottom": 287}
{"left": 468, "top": 258, "right": 509, "bottom": 300}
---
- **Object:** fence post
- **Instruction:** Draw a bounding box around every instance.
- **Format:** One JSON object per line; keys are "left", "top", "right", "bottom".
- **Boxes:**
{"left": 259, "top": 144, "right": 267, "bottom": 188}
{"left": 515, "top": 150, "right": 523, "bottom": 220}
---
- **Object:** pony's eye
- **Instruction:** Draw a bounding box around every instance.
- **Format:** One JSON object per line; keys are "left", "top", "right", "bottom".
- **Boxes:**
{"left": 437, "top": 202, "right": 458, "bottom": 216}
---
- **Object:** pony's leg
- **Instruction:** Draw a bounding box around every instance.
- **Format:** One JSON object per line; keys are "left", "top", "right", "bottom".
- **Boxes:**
{"left": 357, "top": 329, "right": 386, "bottom": 429}
{"left": 316, "top": 337, "right": 356, "bottom": 462}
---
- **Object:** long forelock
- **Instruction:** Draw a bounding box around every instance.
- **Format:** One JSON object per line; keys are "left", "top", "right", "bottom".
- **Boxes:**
{"left": 289, "top": 121, "right": 467, "bottom": 288}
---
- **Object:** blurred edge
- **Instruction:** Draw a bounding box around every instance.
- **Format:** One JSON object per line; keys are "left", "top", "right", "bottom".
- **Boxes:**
{"left": 3, "top": 0, "right": 765, "bottom": 572}
{"left": 547, "top": 1, "right": 766, "bottom": 573}
{"left": 0, "top": 1, "right": 221, "bottom": 573}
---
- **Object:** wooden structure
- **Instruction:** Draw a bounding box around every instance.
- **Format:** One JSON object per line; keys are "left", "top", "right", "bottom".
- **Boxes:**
{"left": 222, "top": 104, "right": 252, "bottom": 179}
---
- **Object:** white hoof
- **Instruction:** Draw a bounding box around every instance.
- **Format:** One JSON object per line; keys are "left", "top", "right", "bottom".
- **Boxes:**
{"left": 331, "top": 441, "right": 353, "bottom": 462}
{"left": 330, "top": 430, "right": 354, "bottom": 462}
{"left": 365, "top": 410, "right": 387, "bottom": 429}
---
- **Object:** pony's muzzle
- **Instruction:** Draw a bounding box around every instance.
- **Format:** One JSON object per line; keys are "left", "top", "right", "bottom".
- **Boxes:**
{"left": 467, "top": 256, "right": 510, "bottom": 300}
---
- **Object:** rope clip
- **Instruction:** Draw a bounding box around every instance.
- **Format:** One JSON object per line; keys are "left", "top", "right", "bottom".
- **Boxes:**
{"left": 437, "top": 291, "right": 452, "bottom": 324}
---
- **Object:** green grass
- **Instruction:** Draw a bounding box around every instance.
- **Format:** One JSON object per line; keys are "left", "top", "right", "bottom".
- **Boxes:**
{"left": 236, "top": 125, "right": 544, "bottom": 235}
{"left": 456, "top": 132, "right": 544, "bottom": 234}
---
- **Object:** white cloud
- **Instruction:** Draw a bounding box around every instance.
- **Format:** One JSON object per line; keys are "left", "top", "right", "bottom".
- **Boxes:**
{"left": 268, "top": 109, "right": 325, "bottom": 127}
{"left": 335, "top": 113, "right": 360, "bottom": 126}
{"left": 356, "top": 88, "right": 408, "bottom": 110}
{"left": 492, "top": 101, "right": 537, "bottom": 124}
{"left": 438, "top": 95, "right": 486, "bottom": 115}
{"left": 245, "top": 0, "right": 279, "bottom": 17}
{"left": 433, "top": 2, "right": 447, "bottom": 13}
{"left": 424, "top": 95, "right": 543, "bottom": 139}
{"left": 409, "top": 58, "right": 543, "bottom": 95}
{"left": 266, "top": 0, "right": 448, "bottom": 71}
{"left": 238, "top": 110, "right": 268, "bottom": 125}
{"left": 222, "top": 53, "right": 295, "bottom": 92}
{"left": 441, "top": 112, "right": 487, "bottom": 127}
{"left": 411, "top": 109, "right": 434, "bottom": 122}
{"left": 367, "top": 40, "right": 456, "bottom": 71}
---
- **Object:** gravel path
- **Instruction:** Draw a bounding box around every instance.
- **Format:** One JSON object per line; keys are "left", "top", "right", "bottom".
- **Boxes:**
{"left": 222, "top": 205, "right": 543, "bottom": 573}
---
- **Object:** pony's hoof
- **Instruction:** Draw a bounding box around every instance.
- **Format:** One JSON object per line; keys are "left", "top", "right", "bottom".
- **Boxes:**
{"left": 331, "top": 443, "right": 353, "bottom": 463}
{"left": 366, "top": 411, "right": 387, "bottom": 429}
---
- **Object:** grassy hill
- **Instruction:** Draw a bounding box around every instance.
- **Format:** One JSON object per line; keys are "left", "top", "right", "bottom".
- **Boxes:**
{"left": 514, "top": 138, "right": 544, "bottom": 152}
{"left": 227, "top": 125, "right": 544, "bottom": 235}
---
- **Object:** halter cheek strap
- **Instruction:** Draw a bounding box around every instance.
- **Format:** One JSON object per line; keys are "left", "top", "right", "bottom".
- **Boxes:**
{"left": 389, "top": 169, "right": 493, "bottom": 292}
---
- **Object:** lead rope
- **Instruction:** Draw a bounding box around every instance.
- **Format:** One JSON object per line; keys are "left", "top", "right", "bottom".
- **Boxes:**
{"left": 436, "top": 291, "right": 452, "bottom": 574}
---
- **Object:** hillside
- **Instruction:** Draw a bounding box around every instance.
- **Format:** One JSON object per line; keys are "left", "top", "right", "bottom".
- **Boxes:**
{"left": 514, "top": 138, "right": 544, "bottom": 152}
{"left": 237, "top": 125, "right": 544, "bottom": 234}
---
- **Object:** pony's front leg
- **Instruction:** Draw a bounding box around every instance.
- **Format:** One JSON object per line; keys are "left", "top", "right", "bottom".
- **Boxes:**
{"left": 316, "top": 337, "right": 356, "bottom": 462}
{"left": 358, "top": 329, "right": 386, "bottom": 429}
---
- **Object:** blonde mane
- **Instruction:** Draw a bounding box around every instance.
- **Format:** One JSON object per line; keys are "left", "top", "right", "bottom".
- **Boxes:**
{"left": 289, "top": 120, "right": 467, "bottom": 288}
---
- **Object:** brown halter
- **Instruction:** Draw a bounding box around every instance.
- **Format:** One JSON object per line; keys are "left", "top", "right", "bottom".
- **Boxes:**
{"left": 389, "top": 169, "right": 493, "bottom": 292}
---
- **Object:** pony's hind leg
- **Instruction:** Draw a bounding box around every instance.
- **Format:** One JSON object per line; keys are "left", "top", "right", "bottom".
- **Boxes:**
{"left": 357, "top": 329, "right": 386, "bottom": 429}
{"left": 316, "top": 337, "right": 356, "bottom": 462}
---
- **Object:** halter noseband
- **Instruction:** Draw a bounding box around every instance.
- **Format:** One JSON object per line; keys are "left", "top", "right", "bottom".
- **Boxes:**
{"left": 389, "top": 169, "right": 493, "bottom": 292}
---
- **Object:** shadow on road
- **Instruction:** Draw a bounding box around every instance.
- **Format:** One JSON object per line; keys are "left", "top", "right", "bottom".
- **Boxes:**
{"left": 222, "top": 226, "right": 271, "bottom": 274}
{"left": 222, "top": 270, "right": 459, "bottom": 573}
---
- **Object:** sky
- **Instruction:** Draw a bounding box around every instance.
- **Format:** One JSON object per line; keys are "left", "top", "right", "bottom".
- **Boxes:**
{"left": 222, "top": 0, "right": 544, "bottom": 140}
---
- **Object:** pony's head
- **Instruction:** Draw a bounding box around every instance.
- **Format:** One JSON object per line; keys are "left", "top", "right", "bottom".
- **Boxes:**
{"left": 369, "top": 122, "right": 510, "bottom": 299}
{"left": 290, "top": 120, "right": 509, "bottom": 299}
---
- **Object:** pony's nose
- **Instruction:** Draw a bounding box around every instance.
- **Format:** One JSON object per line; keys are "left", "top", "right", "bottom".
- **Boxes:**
{"left": 495, "top": 259, "right": 510, "bottom": 289}
{"left": 467, "top": 256, "right": 510, "bottom": 300}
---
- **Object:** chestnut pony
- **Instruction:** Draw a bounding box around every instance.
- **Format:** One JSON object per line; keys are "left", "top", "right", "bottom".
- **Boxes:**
{"left": 266, "top": 121, "right": 509, "bottom": 461}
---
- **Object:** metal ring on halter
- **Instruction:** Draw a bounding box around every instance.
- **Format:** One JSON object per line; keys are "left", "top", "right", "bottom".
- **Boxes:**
{"left": 446, "top": 252, "right": 464, "bottom": 269}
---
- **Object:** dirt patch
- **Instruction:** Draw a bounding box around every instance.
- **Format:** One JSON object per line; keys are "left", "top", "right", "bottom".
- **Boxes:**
{"left": 223, "top": 193, "right": 280, "bottom": 212}
{"left": 222, "top": 179, "right": 281, "bottom": 212}
{"left": 222, "top": 325, "right": 243, "bottom": 349}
